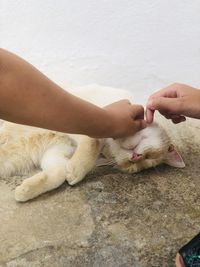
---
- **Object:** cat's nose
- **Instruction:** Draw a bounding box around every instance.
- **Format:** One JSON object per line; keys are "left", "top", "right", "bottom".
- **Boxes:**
{"left": 131, "top": 152, "right": 143, "bottom": 162}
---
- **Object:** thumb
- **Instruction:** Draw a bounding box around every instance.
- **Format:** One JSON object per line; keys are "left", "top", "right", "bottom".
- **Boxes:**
{"left": 132, "top": 119, "right": 147, "bottom": 133}
{"left": 147, "top": 97, "right": 183, "bottom": 114}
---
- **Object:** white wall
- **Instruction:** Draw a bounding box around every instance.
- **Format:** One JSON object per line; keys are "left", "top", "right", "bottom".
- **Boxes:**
{"left": 1, "top": 0, "right": 200, "bottom": 104}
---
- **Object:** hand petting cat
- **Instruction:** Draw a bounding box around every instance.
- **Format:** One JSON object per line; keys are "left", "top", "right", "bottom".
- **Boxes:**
{"left": 103, "top": 100, "right": 147, "bottom": 139}
{"left": 146, "top": 83, "right": 200, "bottom": 267}
{"left": 0, "top": 48, "right": 146, "bottom": 139}
{"left": 146, "top": 83, "right": 200, "bottom": 124}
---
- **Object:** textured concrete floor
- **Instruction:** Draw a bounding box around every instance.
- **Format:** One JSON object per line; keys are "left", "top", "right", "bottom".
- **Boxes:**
{"left": 0, "top": 118, "right": 200, "bottom": 267}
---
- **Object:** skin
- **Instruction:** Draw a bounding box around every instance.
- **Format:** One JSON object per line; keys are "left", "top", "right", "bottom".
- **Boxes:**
{"left": 146, "top": 83, "right": 200, "bottom": 124}
{"left": 175, "top": 253, "right": 185, "bottom": 267}
{"left": 0, "top": 48, "right": 146, "bottom": 139}
{"left": 0, "top": 49, "right": 198, "bottom": 263}
{"left": 146, "top": 83, "right": 200, "bottom": 266}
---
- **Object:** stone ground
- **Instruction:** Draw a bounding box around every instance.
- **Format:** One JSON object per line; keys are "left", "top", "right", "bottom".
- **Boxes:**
{"left": 0, "top": 118, "right": 200, "bottom": 267}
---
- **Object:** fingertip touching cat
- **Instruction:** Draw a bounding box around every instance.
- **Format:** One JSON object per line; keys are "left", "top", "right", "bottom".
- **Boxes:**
{"left": 0, "top": 85, "right": 185, "bottom": 202}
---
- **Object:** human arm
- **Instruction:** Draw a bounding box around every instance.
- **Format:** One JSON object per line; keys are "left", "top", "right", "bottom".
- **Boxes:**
{"left": 146, "top": 83, "right": 200, "bottom": 124}
{"left": 0, "top": 48, "right": 146, "bottom": 138}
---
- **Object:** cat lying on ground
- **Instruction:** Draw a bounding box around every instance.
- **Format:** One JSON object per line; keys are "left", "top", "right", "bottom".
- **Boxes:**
{"left": 0, "top": 85, "right": 185, "bottom": 202}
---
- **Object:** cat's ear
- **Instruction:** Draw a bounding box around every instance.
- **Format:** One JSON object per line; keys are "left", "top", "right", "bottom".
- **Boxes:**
{"left": 164, "top": 145, "right": 185, "bottom": 168}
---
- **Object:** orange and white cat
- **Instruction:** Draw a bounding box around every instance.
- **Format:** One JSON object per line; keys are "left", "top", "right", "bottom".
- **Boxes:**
{"left": 0, "top": 85, "right": 185, "bottom": 202}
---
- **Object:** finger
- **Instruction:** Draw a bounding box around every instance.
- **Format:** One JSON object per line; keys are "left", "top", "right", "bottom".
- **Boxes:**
{"left": 180, "top": 115, "right": 186, "bottom": 121}
{"left": 147, "top": 97, "right": 183, "bottom": 115}
{"left": 161, "top": 113, "right": 181, "bottom": 119}
{"left": 159, "top": 112, "right": 186, "bottom": 120}
{"left": 170, "top": 115, "right": 186, "bottom": 120}
{"left": 175, "top": 253, "right": 185, "bottom": 267}
{"left": 148, "top": 84, "right": 179, "bottom": 100}
{"left": 172, "top": 116, "right": 186, "bottom": 124}
{"left": 146, "top": 108, "right": 154, "bottom": 123}
{"left": 163, "top": 114, "right": 173, "bottom": 120}
{"left": 132, "top": 119, "right": 147, "bottom": 133}
{"left": 170, "top": 114, "right": 183, "bottom": 119}
{"left": 131, "top": 105, "right": 144, "bottom": 120}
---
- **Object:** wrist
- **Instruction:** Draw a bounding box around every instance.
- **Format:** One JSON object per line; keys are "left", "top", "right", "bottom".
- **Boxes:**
{"left": 102, "top": 109, "right": 118, "bottom": 138}
{"left": 89, "top": 109, "right": 115, "bottom": 139}
{"left": 191, "top": 89, "right": 200, "bottom": 119}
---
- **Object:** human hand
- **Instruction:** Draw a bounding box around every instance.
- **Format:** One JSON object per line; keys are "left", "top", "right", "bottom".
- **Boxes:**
{"left": 146, "top": 83, "right": 200, "bottom": 123}
{"left": 104, "top": 100, "right": 147, "bottom": 139}
{"left": 175, "top": 253, "right": 185, "bottom": 267}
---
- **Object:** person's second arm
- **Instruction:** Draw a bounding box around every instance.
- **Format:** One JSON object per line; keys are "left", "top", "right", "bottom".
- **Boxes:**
{"left": 146, "top": 83, "right": 200, "bottom": 123}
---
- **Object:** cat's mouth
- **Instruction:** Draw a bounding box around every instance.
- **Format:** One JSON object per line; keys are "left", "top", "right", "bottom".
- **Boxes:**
{"left": 131, "top": 152, "right": 143, "bottom": 162}
{"left": 121, "top": 146, "right": 144, "bottom": 163}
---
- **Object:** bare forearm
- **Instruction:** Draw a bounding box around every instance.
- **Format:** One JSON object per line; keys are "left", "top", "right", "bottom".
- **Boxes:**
{"left": 0, "top": 48, "right": 146, "bottom": 138}
{"left": 0, "top": 48, "right": 111, "bottom": 136}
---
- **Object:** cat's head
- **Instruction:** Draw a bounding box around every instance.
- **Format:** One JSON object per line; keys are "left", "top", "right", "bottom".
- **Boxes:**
{"left": 100, "top": 123, "right": 185, "bottom": 173}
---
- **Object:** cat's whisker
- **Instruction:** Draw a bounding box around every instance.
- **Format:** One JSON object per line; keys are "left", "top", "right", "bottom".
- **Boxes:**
{"left": 0, "top": 85, "right": 185, "bottom": 202}
{"left": 96, "top": 158, "right": 116, "bottom": 167}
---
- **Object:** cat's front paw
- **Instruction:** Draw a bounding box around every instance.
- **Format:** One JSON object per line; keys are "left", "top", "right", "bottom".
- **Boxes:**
{"left": 15, "top": 183, "right": 32, "bottom": 202}
{"left": 66, "top": 162, "right": 86, "bottom": 186}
